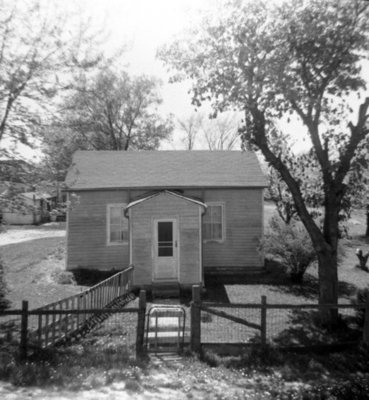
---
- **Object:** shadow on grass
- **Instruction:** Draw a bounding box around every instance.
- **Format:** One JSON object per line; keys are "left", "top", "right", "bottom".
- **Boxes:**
{"left": 203, "top": 279, "right": 230, "bottom": 303}
{"left": 201, "top": 308, "right": 368, "bottom": 386}
{"left": 269, "top": 270, "right": 358, "bottom": 300}
{"left": 202, "top": 342, "right": 369, "bottom": 392}
{"left": 272, "top": 309, "right": 362, "bottom": 347}
{"left": 218, "top": 258, "right": 358, "bottom": 300}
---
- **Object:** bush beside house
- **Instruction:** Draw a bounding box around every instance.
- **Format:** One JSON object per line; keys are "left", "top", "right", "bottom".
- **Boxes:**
{"left": 262, "top": 215, "right": 316, "bottom": 283}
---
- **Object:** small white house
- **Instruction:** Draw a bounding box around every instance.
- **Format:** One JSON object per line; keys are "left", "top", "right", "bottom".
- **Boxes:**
{"left": 1, "top": 191, "right": 56, "bottom": 225}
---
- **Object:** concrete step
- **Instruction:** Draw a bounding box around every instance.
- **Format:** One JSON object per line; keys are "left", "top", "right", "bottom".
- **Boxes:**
{"left": 147, "top": 331, "right": 190, "bottom": 341}
{"left": 152, "top": 282, "right": 180, "bottom": 298}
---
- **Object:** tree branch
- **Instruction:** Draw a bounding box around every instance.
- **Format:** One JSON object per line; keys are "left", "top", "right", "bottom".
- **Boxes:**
{"left": 248, "top": 105, "right": 326, "bottom": 250}
{"left": 335, "top": 97, "right": 369, "bottom": 185}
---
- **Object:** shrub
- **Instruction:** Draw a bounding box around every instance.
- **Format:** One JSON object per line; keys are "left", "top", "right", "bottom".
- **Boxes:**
{"left": 52, "top": 271, "right": 76, "bottom": 285}
{"left": 262, "top": 215, "right": 316, "bottom": 283}
{"left": 0, "top": 257, "right": 10, "bottom": 311}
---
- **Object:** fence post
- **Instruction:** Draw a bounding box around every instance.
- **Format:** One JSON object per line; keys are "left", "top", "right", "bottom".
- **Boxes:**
{"left": 136, "top": 290, "right": 147, "bottom": 358}
{"left": 363, "top": 295, "right": 369, "bottom": 345}
{"left": 20, "top": 300, "right": 29, "bottom": 360}
{"left": 261, "top": 295, "right": 267, "bottom": 347}
{"left": 191, "top": 285, "right": 201, "bottom": 353}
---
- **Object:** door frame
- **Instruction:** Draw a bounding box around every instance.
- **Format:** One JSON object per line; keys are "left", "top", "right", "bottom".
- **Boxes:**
{"left": 152, "top": 218, "right": 179, "bottom": 282}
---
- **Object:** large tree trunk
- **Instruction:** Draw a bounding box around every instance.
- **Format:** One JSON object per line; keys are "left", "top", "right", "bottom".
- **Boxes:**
{"left": 315, "top": 194, "right": 340, "bottom": 326}
{"left": 316, "top": 246, "right": 339, "bottom": 326}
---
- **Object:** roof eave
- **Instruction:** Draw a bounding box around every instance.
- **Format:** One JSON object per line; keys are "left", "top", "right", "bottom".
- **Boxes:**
{"left": 64, "top": 184, "right": 268, "bottom": 192}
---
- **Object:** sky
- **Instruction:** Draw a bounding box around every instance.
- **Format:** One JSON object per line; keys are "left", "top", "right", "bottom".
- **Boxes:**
{"left": 9, "top": 0, "right": 214, "bottom": 159}
{"left": 88, "top": 0, "right": 213, "bottom": 117}
{"left": 7, "top": 0, "right": 369, "bottom": 159}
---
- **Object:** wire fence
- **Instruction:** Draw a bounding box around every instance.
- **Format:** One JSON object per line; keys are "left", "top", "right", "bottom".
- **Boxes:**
{"left": 201, "top": 306, "right": 261, "bottom": 344}
{"left": 0, "top": 314, "right": 21, "bottom": 346}
{"left": 31, "top": 267, "right": 134, "bottom": 348}
{"left": 2, "top": 286, "right": 368, "bottom": 359}
{"left": 0, "top": 292, "right": 146, "bottom": 360}
{"left": 74, "top": 306, "right": 139, "bottom": 353}
{"left": 199, "top": 300, "right": 366, "bottom": 347}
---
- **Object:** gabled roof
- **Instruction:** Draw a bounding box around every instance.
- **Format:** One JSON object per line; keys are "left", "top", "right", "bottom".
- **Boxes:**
{"left": 65, "top": 150, "right": 268, "bottom": 190}
{"left": 125, "top": 190, "right": 207, "bottom": 212}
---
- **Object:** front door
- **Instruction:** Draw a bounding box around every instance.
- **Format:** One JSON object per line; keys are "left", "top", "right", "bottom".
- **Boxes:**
{"left": 153, "top": 219, "right": 178, "bottom": 281}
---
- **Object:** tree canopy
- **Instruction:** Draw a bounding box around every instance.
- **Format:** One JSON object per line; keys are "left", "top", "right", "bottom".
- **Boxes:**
{"left": 42, "top": 69, "right": 173, "bottom": 180}
{"left": 0, "top": 0, "right": 104, "bottom": 149}
{"left": 159, "top": 0, "right": 369, "bottom": 321}
{"left": 63, "top": 69, "right": 173, "bottom": 151}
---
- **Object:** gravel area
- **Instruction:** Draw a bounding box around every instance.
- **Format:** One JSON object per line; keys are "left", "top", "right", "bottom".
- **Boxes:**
{"left": 0, "top": 227, "right": 65, "bottom": 246}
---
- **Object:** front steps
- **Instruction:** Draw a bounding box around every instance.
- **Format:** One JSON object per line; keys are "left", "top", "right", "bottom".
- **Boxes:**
{"left": 152, "top": 281, "right": 180, "bottom": 298}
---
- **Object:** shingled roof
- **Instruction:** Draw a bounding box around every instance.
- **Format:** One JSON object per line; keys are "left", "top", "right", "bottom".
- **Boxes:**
{"left": 65, "top": 150, "right": 268, "bottom": 190}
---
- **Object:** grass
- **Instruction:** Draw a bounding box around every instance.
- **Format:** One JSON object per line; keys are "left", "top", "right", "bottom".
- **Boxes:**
{"left": 0, "top": 327, "right": 142, "bottom": 389}
{"left": 1, "top": 236, "right": 84, "bottom": 309}
{"left": 201, "top": 344, "right": 369, "bottom": 399}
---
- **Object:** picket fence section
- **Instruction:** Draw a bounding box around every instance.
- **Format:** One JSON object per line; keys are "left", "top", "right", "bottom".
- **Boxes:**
{"left": 29, "top": 266, "right": 134, "bottom": 348}
{"left": 0, "top": 289, "right": 147, "bottom": 360}
{"left": 0, "top": 267, "right": 136, "bottom": 359}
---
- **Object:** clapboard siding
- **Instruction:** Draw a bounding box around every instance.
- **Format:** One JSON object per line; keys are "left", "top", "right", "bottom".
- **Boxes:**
{"left": 182, "top": 188, "right": 264, "bottom": 268}
{"left": 67, "top": 190, "right": 130, "bottom": 270}
{"left": 130, "top": 192, "right": 202, "bottom": 286}
{"left": 204, "top": 188, "right": 263, "bottom": 268}
{"left": 66, "top": 187, "right": 264, "bottom": 275}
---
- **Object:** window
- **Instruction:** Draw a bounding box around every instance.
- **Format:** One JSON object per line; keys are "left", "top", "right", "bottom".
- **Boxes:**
{"left": 107, "top": 204, "right": 128, "bottom": 244}
{"left": 203, "top": 203, "right": 224, "bottom": 241}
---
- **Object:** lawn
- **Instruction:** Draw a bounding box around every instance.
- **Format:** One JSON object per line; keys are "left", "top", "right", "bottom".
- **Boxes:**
{"left": 0, "top": 224, "right": 84, "bottom": 309}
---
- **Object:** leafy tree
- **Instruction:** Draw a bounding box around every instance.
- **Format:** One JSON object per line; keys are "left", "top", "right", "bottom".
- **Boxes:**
{"left": 159, "top": 0, "right": 369, "bottom": 323}
{"left": 52, "top": 69, "right": 173, "bottom": 155}
{"left": 0, "top": 0, "right": 104, "bottom": 148}
{"left": 41, "top": 127, "right": 91, "bottom": 182}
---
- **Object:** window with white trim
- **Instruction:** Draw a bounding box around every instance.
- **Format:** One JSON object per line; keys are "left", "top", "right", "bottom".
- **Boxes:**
{"left": 107, "top": 204, "right": 128, "bottom": 244}
{"left": 203, "top": 203, "right": 224, "bottom": 241}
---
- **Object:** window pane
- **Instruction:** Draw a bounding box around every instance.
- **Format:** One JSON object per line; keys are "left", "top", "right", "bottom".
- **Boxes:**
{"left": 158, "top": 222, "right": 172, "bottom": 242}
{"left": 109, "top": 205, "right": 127, "bottom": 243}
{"left": 203, "top": 223, "right": 212, "bottom": 240}
{"left": 110, "top": 227, "right": 121, "bottom": 242}
{"left": 203, "top": 204, "right": 223, "bottom": 240}
{"left": 212, "top": 206, "right": 222, "bottom": 223}
{"left": 121, "top": 229, "right": 129, "bottom": 241}
{"left": 158, "top": 247, "right": 173, "bottom": 257}
{"left": 110, "top": 206, "right": 121, "bottom": 224}
{"left": 203, "top": 211, "right": 211, "bottom": 224}
{"left": 212, "top": 223, "right": 222, "bottom": 240}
